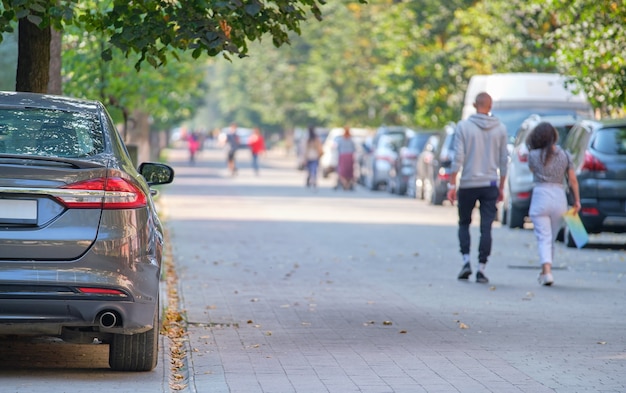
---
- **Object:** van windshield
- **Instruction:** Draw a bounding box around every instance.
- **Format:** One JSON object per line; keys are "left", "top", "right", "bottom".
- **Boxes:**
{"left": 491, "top": 108, "right": 589, "bottom": 143}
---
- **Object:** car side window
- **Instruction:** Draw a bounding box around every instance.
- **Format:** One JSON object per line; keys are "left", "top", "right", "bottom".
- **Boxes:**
{"left": 565, "top": 125, "right": 589, "bottom": 165}
{"left": 592, "top": 128, "right": 626, "bottom": 155}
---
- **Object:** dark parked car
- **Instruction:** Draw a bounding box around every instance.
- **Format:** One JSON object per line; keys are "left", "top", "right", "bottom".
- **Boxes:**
{"left": 499, "top": 114, "right": 580, "bottom": 228}
{"left": 0, "top": 91, "right": 174, "bottom": 371}
{"left": 417, "top": 123, "right": 456, "bottom": 205}
{"left": 386, "top": 130, "right": 435, "bottom": 195}
{"left": 558, "top": 118, "right": 626, "bottom": 247}
{"left": 359, "top": 126, "right": 410, "bottom": 190}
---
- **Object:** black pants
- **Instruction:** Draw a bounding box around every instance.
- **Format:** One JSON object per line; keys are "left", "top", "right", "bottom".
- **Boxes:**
{"left": 457, "top": 186, "right": 499, "bottom": 264}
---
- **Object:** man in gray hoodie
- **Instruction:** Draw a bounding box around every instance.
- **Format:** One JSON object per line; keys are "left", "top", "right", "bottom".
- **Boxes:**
{"left": 447, "top": 92, "right": 508, "bottom": 283}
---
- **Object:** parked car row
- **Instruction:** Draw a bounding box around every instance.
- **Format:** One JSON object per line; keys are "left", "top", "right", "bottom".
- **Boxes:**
{"left": 359, "top": 126, "right": 413, "bottom": 191}
{"left": 390, "top": 130, "right": 437, "bottom": 196}
{"left": 356, "top": 123, "right": 457, "bottom": 207}
{"left": 343, "top": 114, "right": 626, "bottom": 249}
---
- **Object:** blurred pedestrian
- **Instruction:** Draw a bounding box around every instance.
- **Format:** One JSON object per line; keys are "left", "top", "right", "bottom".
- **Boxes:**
{"left": 447, "top": 92, "right": 508, "bottom": 283}
{"left": 187, "top": 131, "right": 200, "bottom": 165}
{"left": 527, "top": 122, "right": 581, "bottom": 286}
{"left": 248, "top": 127, "right": 266, "bottom": 175}
{"left": 302, "top": 126, "right": 324, "bottom": 189}
{"left": 336, "top": 126, "right": 356, "bottom": 190}
{"left": 225, "top": 123, "right": 240, "bottom": 176}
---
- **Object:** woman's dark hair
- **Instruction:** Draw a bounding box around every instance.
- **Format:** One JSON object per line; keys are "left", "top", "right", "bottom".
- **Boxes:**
{"left": 526, "top": 122, "right": 559, "bottom": 164}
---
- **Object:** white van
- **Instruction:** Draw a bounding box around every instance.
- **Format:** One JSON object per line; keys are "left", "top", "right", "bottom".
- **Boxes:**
{"left": 462, "top": 73, "right": 594, "bottom": 146}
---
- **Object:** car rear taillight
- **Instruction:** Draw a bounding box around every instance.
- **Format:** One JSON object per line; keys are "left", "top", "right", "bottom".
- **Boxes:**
{"left": 58, "top": 177, "right": 147, "bottom": 209}
{"left": 437, "top": 172, "right": 450, "bottom": 181}
{"left": 581, "top": 151, "right": 607, "bottom": 172}
{"left": 77, "top": 287, "right": 128, "bottom": 296}
{"left": 517, "top": 151, "right": 528, "bottom": 163}
{"left": 376, "top": 154, "right": 395, "bottom": 164}
{"left": 581, "top": 207, "right": 600, "bottom": 216}
{"left": 516, "top": 191, "right": 531, "bottom": 200}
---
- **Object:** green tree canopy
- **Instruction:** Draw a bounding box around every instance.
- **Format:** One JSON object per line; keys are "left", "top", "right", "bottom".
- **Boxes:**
{"left": 1, "top": 0, "right": 365, "bottom": 92}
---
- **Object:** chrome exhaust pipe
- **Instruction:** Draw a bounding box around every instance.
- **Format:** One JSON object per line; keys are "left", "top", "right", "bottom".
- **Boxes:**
{"left": 98, "top": 311, "right": 119, "bottom": 328}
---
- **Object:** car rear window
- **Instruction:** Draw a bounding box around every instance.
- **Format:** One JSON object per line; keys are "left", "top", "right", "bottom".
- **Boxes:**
{"left": 593, "top": 127, "right": 626, "bottom": 155}
{"left": 408, "top": 134, "right": 432, "bottom": 151}
{"left": 380, "top": 133, "right": 405, "bottom": 148}
{"left": 0, "top": 108, "right": 104, "bottom": 158}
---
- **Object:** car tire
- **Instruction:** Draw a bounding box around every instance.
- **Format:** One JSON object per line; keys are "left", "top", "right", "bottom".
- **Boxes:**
{"left": 498, "top": 203, "right": 508, "bottom": 226}
{"left": 109, "top": 310, "right": 159, "bottom": 371}
{"left": 397, "top": 182, "right": 407, "bottom": 196}
{"left": 386, "top": 178, "right": 395, "bottom": 194}
{"left": 556, "top": 227, "right": 564, "bottom": 242}
{"left": 431, "top": 187, "right": 445, "bottom": 205}
{"left": 563, "top": 225, "right": 579, "bottom": 248}
{"left": 507, "top": 206, "right": 526, "bottom": 229}
{"left": 406, "top": 174, "right": 416, "bottom": 198}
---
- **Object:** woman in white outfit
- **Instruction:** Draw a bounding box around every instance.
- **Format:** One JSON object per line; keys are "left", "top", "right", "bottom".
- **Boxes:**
{"left": 527, "top": 122, "right": 581, "bottom": 286}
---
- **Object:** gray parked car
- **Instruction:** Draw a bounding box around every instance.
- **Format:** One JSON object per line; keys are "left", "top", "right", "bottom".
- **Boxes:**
{"left": 558, "top": 118, "right": 626, "bottom": 247}
{"left": 0, "top": 91, "right": 174, "bottom": 371}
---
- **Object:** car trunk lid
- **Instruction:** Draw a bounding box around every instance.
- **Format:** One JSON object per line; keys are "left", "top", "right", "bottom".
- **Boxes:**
{"left": 0, "top": 157, "right": 108, "bottom": 260}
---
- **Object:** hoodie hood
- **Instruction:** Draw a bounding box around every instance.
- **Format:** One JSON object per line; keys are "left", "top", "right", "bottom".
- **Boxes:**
{"left": 468, "top": 113, "right": 503, "bottom": 131}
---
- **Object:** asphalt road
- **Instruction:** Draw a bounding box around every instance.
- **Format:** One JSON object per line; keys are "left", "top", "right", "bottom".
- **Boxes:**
{"left": 161, "top": 145, "right": 626, "bottom": 393}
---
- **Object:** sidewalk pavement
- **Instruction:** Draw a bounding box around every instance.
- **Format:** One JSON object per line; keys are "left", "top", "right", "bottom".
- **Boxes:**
{"left": 161, "top": 146, "right": 626, "bottom": 393}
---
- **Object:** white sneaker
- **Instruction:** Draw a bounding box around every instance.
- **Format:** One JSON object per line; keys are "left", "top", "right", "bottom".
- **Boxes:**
{"left": 538, "top": 273, "right": 554, "bottom": 286}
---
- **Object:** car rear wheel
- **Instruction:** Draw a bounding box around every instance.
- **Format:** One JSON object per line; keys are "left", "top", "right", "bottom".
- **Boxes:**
{"left": 396, "top": 181, "right": 407, "bottom": 196}
{"left": 406, "top": 174, "right": 416, "bottom": 198}
{"left": 109, "top": 310, "right": 159, "bottom": 371}
{"left": 386, "top": 178, "right": 395, "bottom": 194}
{"left": 431, "top": 186, "right": 445, "bottom": 205}
{"left": 498, "top": 203, "right": 508, "bottom": 225}
{"left": 507, "top": 206, "right": 526, "bottom": 229}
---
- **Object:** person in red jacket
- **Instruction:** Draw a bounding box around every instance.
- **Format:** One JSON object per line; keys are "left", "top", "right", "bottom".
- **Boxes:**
{"left": 248, "top": 127, "right": 266, "bottom": 175}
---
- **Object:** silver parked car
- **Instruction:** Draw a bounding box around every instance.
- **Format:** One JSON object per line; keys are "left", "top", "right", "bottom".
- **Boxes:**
{"left": 0, "top": 91, "right": 174, "bottom": 371}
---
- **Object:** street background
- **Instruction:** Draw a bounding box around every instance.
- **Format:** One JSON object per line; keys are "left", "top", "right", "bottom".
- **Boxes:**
{"left": 161, "top": 145, "right": 626, "bottom": 393}
{"left": 0, "top": 144, "right": 623, "bottom": 393}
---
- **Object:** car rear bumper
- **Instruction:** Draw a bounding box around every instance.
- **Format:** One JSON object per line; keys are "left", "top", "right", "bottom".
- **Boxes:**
{"left": 580, "top": 214, "right": 626, "bottom": 234}
{"left": 0, "top": 297, "right": 157, "bottom": 336}
{"left": 0, "top": 263, "right": 160, "bottom": 336}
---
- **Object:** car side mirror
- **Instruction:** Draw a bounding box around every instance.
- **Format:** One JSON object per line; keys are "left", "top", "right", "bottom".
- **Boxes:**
{"left": 139, "top": 162, "right": 175, "bottom": 186}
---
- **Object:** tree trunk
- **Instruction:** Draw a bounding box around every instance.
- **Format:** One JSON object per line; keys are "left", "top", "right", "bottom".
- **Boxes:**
{"left": 48, "top": 27, "right": 62, "bottom": 95}
{"left": 16, "top": 18, "right": 50, "bottom": 93}
{"left": 126, "top": 110, "right": 152, "bottom": 165}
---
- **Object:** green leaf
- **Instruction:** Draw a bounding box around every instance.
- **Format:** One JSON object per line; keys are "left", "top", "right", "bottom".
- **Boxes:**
{"left": 26, "top": 14, "right": 42, "bottom": 25}
{"left": 101, "top": 47, "right": 113, "bottom": 62}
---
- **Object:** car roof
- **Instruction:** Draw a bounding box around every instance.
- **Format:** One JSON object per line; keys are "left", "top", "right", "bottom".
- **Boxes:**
{"left": 0, "top": 91, "right": 102, "bottom": 114}
{"left": 581, "top": 118, "right": 626, "bottom": 130}
{"left": 327, "top": 127, "right": 371, "bottom": 138}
